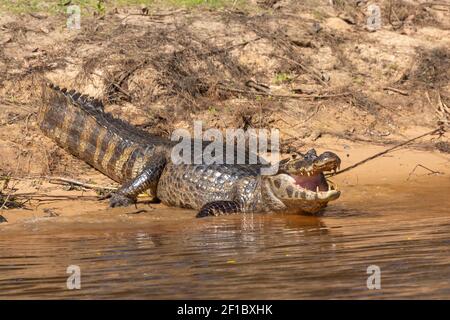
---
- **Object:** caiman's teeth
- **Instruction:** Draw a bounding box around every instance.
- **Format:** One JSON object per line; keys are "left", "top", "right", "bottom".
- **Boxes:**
{"left": 316, "top": 186, "right": 319, "bottom": 193}
{"left": 327, "top": 179, "right": 338, "bottom": 191}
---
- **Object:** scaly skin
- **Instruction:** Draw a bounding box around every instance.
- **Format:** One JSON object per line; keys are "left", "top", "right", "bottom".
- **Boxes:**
{"left": 39, "top": 83, "right": 341, "bottom": 217}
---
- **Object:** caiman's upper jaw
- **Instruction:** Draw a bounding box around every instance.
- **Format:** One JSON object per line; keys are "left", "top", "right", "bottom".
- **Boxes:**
{"left": 280, "top": 150, "right": 341, "bottom": 194}
{"left": 292, "top": 151, "right": 341, "bottom": 176}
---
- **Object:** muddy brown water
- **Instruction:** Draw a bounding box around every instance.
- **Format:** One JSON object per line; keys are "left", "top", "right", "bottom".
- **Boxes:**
{"left": 1, "top": 178, "right": 450, "bottom": 299}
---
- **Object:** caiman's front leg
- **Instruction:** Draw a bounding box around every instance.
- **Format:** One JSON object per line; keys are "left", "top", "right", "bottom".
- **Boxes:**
{"left": 196, "top": 201, "right": 243, "bottom": 218}
{"left": 110, "top": 157, "right": 166, "bottom": 207}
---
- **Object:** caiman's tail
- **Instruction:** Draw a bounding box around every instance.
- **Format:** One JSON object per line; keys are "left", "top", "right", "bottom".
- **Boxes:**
{"left": 38, "top": 82, "right": 164, "bottom": 182}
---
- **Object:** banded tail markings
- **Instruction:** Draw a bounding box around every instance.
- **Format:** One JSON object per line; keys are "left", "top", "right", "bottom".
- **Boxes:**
{"left": 103, "top": 138, "right": 128, "bottom": 180}
{"left": 77, "top": 116, "right": 97, "bottom": 161}
{"left": 42, "top": 101, "right": 71, "bottom": 148}
{"left": 81, "top": 118, "right": 102, "bottom": 167}
{"left": 93, "top": 128, "right": 108, "bottom": 170}
{"left": 111, "top": 144, "right": 137, "bottom": 181}
{"left": 100, "top": 137, "right": 127, "bottom": 181}
{"left": 66, "top": 108, "right": 87, "bottom": 158}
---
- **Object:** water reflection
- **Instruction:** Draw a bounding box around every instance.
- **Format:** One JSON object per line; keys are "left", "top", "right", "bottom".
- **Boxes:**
{"left": 1, "top": 179, "right": 450, "bottom": 299}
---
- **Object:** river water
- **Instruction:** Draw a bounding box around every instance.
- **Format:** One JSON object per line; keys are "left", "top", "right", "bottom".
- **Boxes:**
{"left": 1, "top": 178, "right": 450, "bottom": 299}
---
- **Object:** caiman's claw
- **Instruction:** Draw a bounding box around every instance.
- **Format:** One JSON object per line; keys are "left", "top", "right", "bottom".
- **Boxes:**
{"left": 109, "top": 193, "right": 135, "bottom": 207}
{"left": 98, "top": 192, "right": 112, "bottom": 200}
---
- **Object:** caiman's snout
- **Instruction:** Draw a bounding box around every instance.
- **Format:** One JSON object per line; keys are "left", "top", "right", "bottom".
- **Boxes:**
{"left": 313, "top": 151, "right": 341, "bottom": 174}
{"left": 289, "top": 149, "right": 340, "bottom": 194}
{"left": 281, "top": 149, "right": 341, "bottom": 176}
{"left": 271, "top": 149, "right": 342, "bottom": 213}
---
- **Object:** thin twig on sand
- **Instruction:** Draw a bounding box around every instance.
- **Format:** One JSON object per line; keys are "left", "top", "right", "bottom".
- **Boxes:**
{"left": 420, "top": 2, "right": 450, "bottom": 9}
{"left": 126, "top": 209, "right": 150, "bottom": 215}
{"left": 273, "top": 55, "right": 329, "bottom": 87}
{"left": 204, "top": 37, "right": 261, "bottom": 57}
{"left": 383, "top": 87, "right": 409, "bottom": 96}
{"left": 48, "top": 177, "right": 117, "bottom": 192}
{"left": 406, "top": 164, "right": 443, "bottom": 181}
{"left": 120, "top": 8, "right": 186, "bottom": 21}
{"left": 327, "top": 127, "right": 445, "bottom": 177}
{"left": 0, "top": 176, "right": 21, "bottom": 210}
{"left": 217, "top": 85, "right": 350, "bottom": 100}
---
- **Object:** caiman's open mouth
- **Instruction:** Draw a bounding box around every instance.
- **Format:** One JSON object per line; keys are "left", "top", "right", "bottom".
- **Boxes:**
{"left": 293, "top": 172, "right": 338, "bottom": 193}
{"left": 275, "top": 149, "right": 341, "bottom": 205}
{"left": 288, "top": 151, "right": 340, "bottom": 194}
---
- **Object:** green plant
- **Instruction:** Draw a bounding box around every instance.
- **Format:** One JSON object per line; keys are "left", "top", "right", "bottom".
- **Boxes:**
{"left": 273, "top": 72, "right": 292, "bottom": 84}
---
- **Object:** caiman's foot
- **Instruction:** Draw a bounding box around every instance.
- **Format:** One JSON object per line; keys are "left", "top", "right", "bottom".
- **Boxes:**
{"left": 109, "top": 193, "right": 135, "bottom": 207}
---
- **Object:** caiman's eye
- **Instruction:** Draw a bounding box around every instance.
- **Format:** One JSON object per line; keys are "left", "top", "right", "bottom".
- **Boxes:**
{"left": 291, "top": 152, "right": 303, "bottom": 159}
{"left": 304, "top": 149, "right": 317, "bottom": 161}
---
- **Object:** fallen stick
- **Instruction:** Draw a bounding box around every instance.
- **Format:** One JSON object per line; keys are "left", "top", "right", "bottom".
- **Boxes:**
{"left": 327, "top": 127, "right": 445, "bottom": 177}
{"left": 406, "top": 164, "right": 443, "bottom": 181}
{"left": 91, "top": 71, "right": 132, "bottom": 98}
{"left": 48, "top": 177, "right": 118, "bottom": 191}
{"left": 116, "top": 60, "right": 148, "bottom": 86}
{"left": 0, "top": 192, "right": 14, "bottom": 210}
{"left": 1, "top": 176, "right": 118, "bottom": 192}
{"left": 383, "top": 87, "right": 409, "bottom": 96}
{"left": 126, "top": 209, "right": 150, "bottom": 215}
{"left": 273, "top": 55, "right": 329, "bottom": 87}
{"left": 120, "top": 8, "right": 186, "bottom": 21}
{"left": 217, "top": 85, "right": 351, "bottom": 99}
{"left": 0, "top": 179, "right": 20, "bottom": 210}
{"left": 204, "top": 37, "right": 262, "bottom": 56}
{"left": 16, "top": 193, "right": 100, "bottom": 201}
{"left": 420, "top": 2, "right": 450, "bottom": 8}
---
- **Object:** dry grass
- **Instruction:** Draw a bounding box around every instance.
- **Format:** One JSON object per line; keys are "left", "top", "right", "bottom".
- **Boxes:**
{"left": 413, "top": 47, "right": 450, "bottom": 89}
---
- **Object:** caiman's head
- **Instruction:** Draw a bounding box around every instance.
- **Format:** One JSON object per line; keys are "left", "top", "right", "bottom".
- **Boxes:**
{"left": 262, "top": 149, "right": 341, "bottom": 214}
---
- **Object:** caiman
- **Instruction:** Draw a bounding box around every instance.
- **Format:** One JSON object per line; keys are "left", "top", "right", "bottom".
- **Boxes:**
{"left": 38, "top": 83, "right": 341, "bottom": 217}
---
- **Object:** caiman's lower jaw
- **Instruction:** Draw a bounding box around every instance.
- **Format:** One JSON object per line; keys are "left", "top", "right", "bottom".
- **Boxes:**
{"left": 268, "top": 171, "right": 340, "bottom": 205}
{"left": 266, "top": 172, "right": 340, "bottom": 214}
